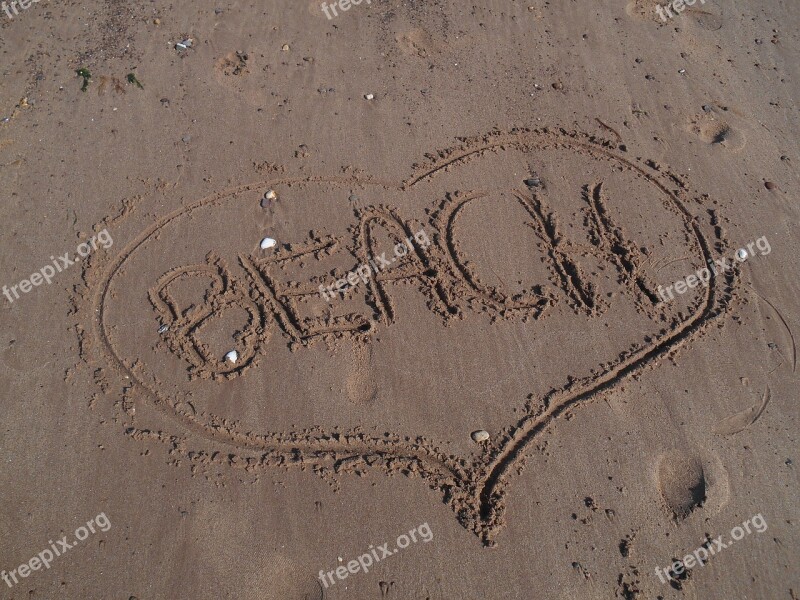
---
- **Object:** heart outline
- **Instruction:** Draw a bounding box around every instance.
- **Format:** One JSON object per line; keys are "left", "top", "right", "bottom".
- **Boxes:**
{"left": 88, "top": 128, "right": 735, "bottom": 545}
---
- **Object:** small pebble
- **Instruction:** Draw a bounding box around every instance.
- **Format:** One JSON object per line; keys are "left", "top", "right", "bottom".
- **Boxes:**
{"left": 702, "top": 104, "right": 713, "bottom": 112}
{"left": 153, "top": 17, "right": 160, "bottom": 25}
{"left": 764, "top": 181, "right": 776, "bottom": 190}
{"left": 182, "top": 135, "right": 191, "bottom": 143}
{"left": 471, "top": 430, "right": 490, "bottom": 443}
{"left": 158, "top": 324, "right": 169, "bottom": 333}
{"left": 282, "top": 44, "right": 290, "bottom": 52}
{"left": 365, "top": 93, "right": 374, "bottom": 100}
{"left": 264, "top": 190, "right": 277, "bottom": 200}
{"left": 224, "top": 350, "right": 238, "bottom": 364}
{"left": 214, "top": 7, "right": 223, "bottom": 14}
{"left": 260, "top": 197, "right": 271, "bottom": 208}
{"left": 736, "top": 249, "right": 748, "bottom": 260}
{"left": 678, "top": 69, "right": 686, "bottom": 74}
{"left": 260, "top": 237, "right": 277, "bottom": 250}
{"left": 349, "top": 194, "right": 359, "bottom": 202}
{"left": 1, "top": 117, "right": 10, "bottom": 123}
{"left": 524, "top": 177, "right": 541, "bottom": 187}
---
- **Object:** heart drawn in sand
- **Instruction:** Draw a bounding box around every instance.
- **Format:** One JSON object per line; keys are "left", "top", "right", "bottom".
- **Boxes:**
{"left": 90, "top": 129, "right": 734, "bottom": 544}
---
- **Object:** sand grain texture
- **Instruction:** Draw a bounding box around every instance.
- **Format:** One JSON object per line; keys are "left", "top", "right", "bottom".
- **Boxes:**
{"left": 0, "top": 0, "right": 797, "bottom": 598}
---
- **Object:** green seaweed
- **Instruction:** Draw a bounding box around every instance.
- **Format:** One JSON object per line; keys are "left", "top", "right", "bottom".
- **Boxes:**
{"left": 126, "top": 73, "right": 144, "bottom": 89}
{"left": 76, "top": 68, "right": 91, "bottom": 92}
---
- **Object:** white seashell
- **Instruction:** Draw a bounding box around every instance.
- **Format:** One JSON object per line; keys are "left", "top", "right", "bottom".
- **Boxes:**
{"left": 736, "top": 249, "right": 748, "bottom": 261}
{"left": 260, "top": 237, "right": 277, "bottom": 250}
{"left": 224, "top": 350, "right": 238, "bottom": 364}
{"left": 471, "top": 430, "right": 490, "bottom": 443}
{"left": 264, "top": 190, "right": 277, "bottom": 200}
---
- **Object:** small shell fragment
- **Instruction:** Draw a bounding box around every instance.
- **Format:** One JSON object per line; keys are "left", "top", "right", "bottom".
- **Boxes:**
{"left": 260, "top": 237, "right": 277, "bottom": 250}
{"left": 224, "top": 350, "right": 238, "bottom": 364}
{"left": 736, "top": 249, "right": 748, "bottom": 260}
{"left": 471, "top": 430, "right": 490, "bottom": 443}
{"left": 365, "top": 93, "right": 374, "bottom": 100}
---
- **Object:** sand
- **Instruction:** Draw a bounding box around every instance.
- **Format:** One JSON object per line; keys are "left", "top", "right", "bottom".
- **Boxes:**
{"left": 0, "top": 0, "right": 797, "bottom": 598}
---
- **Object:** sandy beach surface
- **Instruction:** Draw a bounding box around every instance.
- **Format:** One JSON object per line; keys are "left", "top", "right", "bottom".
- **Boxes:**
{"left": 0, "top": 0, "right": 798, "bottom": 598}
